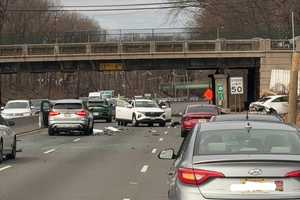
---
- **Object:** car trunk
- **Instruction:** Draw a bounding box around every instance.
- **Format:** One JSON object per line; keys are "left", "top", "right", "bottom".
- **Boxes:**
{"left": 52, "top": 109, "right": 84, "bottom": 121}
{"left": 192, "top": 155, "right": 300, "bottom": 199}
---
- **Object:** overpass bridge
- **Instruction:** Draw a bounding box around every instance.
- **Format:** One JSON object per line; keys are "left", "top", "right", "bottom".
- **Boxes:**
{"left": 0, "top": 33, "right": 297, "bottom": 109}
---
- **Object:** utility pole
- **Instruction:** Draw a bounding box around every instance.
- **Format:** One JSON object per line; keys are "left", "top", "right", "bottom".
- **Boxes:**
{"left": 288, "top": 12, "right": 300, "bottom": 124}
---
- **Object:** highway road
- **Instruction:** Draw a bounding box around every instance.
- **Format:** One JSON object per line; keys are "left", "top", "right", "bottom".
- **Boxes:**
{"left": 0, "top": 120, "right": 182, "bottom": 200}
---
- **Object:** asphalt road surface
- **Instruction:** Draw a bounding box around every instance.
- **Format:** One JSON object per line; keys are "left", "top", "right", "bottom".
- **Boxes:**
{"left": 0, "top": 119, "right": 182, "bottom": 200}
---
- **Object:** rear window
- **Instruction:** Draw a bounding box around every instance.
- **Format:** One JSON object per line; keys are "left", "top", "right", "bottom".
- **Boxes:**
{"left": 54, "top": 103, "right": 82, "bottom": 109}
{"left": 5, "top": 102, "right": 29, "bottom": 109}
{"left": 195, "top": 129, "right": 300, "bottom": 155}
{"left": 187, "top": 106, "right": 217, "bottom": 114}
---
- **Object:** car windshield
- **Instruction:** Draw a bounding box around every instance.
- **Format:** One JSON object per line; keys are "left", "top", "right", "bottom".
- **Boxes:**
{"left": 187, "top": 106, "right": 217, "bottom": 114}
{"left": 195, "top": 129, "right": 300, "bottom": 155}
{"left": 135, "top": 101, "right": 158, "bottom": 108}
{"left": 88, "top": 101, "right": 107, "bottom": 107}
{"left": 5, "top": 102, "right": 29, "bottom": 109}
{"left": 54, "top": 103, "right": 82, "bottom": 109}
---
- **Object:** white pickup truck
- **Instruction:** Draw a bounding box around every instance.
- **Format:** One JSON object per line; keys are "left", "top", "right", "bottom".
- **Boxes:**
{"left": 116, "top": 99, "right": 167, "bottom": 127}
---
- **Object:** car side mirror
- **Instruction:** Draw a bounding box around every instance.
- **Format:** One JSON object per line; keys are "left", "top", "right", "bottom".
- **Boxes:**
{"left": 161, "top": 105, "right": 167, "bottom": 109}
{"left": 127, "top": 104, "right": 133, "bottom": 109}
{"left": 0, "top": 107, "right": 4, "bottom": 111}
{"left": 8, "top": 121, "right": 15, "bottom": 127}
{"left": 158, "top": 149, "right": 176, "bottom": 160}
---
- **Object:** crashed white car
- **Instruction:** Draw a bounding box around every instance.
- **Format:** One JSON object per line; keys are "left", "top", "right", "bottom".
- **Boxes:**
{"left": 249, "top": 95, "right": 288, "bottom": 115}
{"left": 116, "top": 99, "right": 166, "bottom": 127}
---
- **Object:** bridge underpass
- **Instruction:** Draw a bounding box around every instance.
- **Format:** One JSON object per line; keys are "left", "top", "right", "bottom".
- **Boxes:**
{"left": 0, "top": 57, "right": 259, "bottom": 111}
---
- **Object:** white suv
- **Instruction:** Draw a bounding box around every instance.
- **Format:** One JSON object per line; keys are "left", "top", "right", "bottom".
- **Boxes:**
{"left": 116, "top": 99, "right": 166, "bottom": 127}
{"left": 249, "top": 95, "right": 288, "bottom": 115}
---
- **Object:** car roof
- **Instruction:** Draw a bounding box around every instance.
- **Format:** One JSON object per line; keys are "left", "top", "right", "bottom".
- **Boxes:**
{"left": 54, "top": 99, "right": 83, "bottom": 104}
{"left": 201, "top": 121, "right": 296, "bottom": 132}
{"left": 187, "top": 104, "right": 217, "bottom": 108}
{"left": 213, "top": 114, "right": 282, "bottom": 122}
{"left": 7, "top": 100, "right": 29, "bottom": 103}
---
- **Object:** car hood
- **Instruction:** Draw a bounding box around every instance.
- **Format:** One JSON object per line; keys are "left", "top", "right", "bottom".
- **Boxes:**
{"left": 135, "top": 107, "right": 164, "bottom": 113}
{"left": 2, "top": 108, "right": 31, "bottom": 114}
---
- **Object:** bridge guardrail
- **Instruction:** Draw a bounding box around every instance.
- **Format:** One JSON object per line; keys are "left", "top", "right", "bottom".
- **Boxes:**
{"left": 0, "top": 39, "right": 290, "bottom": 58}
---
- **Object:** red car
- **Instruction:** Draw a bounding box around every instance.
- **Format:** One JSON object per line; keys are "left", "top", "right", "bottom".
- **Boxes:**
{"left": 181, "top": 104, "right": 219, "bottom": 137}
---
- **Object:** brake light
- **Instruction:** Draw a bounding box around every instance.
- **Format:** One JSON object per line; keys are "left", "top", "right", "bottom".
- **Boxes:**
{"left": 76, "top": 111, "right": 88, "bottom": 117}
{"left": 177, "top": 168, "right": 224, "bottom": 186}
{"left": 286, "top": 170, "right": 300, "bottom": 178}
{"left": 49, "top": 111, "right": 60, "bottom": 116}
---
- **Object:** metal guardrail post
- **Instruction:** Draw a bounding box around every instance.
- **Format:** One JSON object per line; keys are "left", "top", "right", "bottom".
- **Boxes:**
{"left": 22, "top": 45, "right": 28, "bottom": 56}
{"left": 86, "top": 44, "right": 91, "bottom": 54}
{"left": 150, "top": 41, "right": 155, "bottom": 53}
{"left": 54, "top": 45, "right": 59, "bottom": 55}
{"left": 215, "top": 40, "right": 222, "bottom": 51}
{"left": 264, "top": 39, "right": 271, "bottom": 51}
{"left": 118, "top": 42, "right": 123, "bottom": 54}
{"left": 184, "top": 41, "right": 188, "bottom": 53}
{"left": 296, "top": 38, "right": 300, "bottom": 51}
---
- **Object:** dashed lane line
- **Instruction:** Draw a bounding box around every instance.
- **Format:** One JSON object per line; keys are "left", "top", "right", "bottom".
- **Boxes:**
{"left": 152, "top": 148, "right": 157, "bottom": 154}
{"left": 0, "top": 165, "right": 12, "bottom": 172}
{"left": 43, "top": 148, "right": 56, "bottom": 154}
{"left": 140, "top": 165, "right": 149, "bottom": 173}
{"left": 73, "top": 138, "right": 81, "bottom": 142}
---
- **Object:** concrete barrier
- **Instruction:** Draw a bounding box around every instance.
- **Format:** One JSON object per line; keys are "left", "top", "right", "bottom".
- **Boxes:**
{"left": 10, "top": 115, "right": 40, "bottom": 135}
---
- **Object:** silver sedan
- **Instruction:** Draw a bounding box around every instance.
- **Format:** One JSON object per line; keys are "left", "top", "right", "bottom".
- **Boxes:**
{"left": 0, "top": 116, "right": 17, "bottom": 163}
{"left": 159, "top": 121, "right": 300, "bottom": 200}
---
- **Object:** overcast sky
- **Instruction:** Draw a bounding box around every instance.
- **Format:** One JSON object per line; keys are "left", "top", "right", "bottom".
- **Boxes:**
{"left": 61, "top": 0, "right": 191, "bottom": 30}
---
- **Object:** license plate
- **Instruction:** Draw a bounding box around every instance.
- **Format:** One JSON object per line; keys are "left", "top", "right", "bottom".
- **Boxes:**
{"left": 64, "top": 114, "right": 71, "bottom": 117}
{"left": 199, "top": 119, "right": 207, "bottom": 123}
{"left": 230, "top": 179, "right": 283, "bottom": 192}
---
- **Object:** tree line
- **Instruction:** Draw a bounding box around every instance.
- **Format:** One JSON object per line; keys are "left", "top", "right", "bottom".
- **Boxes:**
{"left": 0, "top": 0, "right": 103, "bottom": 44}
{"left": 175, "top": 0, "right": 300, "bottom": 39}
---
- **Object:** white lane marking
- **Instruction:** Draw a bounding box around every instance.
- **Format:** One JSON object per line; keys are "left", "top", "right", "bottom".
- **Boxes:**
{"left": 152, "top": 148, "right": 157, "bottom": 154}
{"left": 159, "top": 137, "right": 164, "bottom": 142}
{"left": 164, "top": 131, "right": 168, "bottom": 135}
{"left": 123, "top": 198, "right": 130, "bottom": 200}
{"left": 73, "top": 138, "right": 81, "bottom": 142}
{"left": 140, "top": 165, "right": 149, "bottom": 173}
{"left": 43, "top": 148, "right": 56, "bottom": 154}
{"left": 0, "top": 165, "right": 12, "bottom": 172}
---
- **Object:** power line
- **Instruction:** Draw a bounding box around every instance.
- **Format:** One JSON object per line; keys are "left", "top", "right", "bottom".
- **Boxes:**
{"left": 51, "top": 1, "right": 198, "bottom": 8}
{"left": 8, "top": 5, "right": 198, "bottom": 13}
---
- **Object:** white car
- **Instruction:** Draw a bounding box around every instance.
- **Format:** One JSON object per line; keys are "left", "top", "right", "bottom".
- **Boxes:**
{"left": 249, "top": 95, "right": 288, "bottom": 115}
{"left": 1, "top": 100, "right": 34, "bottom": 119}
{"left": 0, "top": 116, "right": 17, "bottom": 163}
{"left": 116, "top": 99, "right": 166, "bottom": 127}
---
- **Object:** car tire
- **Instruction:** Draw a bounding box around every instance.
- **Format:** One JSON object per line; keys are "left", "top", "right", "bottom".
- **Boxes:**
{"left": 132, "top": 115, "right": 139, "bottom": 127}
{"left": 106, "top": 118, "right": 112, "bottom": 123}
{"left": 123, "top": 121, "right": 128, "bottom": 126}
{"left": 7, "top": 137, "right": 16, "bottom": 160}
{"left": 159, "top": 122, "right": 166, "bottom": 127}
{"left": 181, "top": 130, "right": 187, "bottom": 138}
{"left": 0, "top": 139, "right": 3, "bottom": 164}
{"left": 48, "top": 128, "right": 55, "bottom": 136}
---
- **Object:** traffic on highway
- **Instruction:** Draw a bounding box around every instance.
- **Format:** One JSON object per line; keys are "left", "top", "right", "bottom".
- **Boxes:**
{"left": 1, "top": 1, "right": 300, "bottom": 200}
{"left": 0, "top": 89, "right": 298, "bottom": 200}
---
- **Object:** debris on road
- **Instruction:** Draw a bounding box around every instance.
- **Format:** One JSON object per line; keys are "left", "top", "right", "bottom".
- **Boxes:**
{"left": 149, "top": 129, "right": 160, "bottom": 136}
{"left": 93, "top": 129, "right": 104, "bottom": 135}
{"left": 105, "top": 127, "right": 120, "bottom": 132}
{"left": 171, "top": 121, "right": 180, "bottom": 127}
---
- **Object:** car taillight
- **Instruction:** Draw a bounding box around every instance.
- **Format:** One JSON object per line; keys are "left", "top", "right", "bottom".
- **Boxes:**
{"left": 76, "top": 111, "right": 88, "bottom": 117}
{"left": 49, "top": 111, "right": 60, "bottom": 116}
{"left": 286, "top": 170, "right": 300, "bottom": 178}
{"left": 177, "top": 168, "right": 224, "bottom": 186}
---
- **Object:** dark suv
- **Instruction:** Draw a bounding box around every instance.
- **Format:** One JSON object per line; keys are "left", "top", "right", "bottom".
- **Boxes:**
{"left": 87, "top": 99, "right": 113, "bottom": 122}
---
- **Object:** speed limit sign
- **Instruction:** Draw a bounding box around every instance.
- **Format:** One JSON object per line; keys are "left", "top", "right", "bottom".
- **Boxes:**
{"left": 230, "top": 77, "right": 244, "bottom": 95}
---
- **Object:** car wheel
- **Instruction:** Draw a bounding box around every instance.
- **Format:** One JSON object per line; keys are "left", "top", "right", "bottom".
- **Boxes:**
{"left": 0, "top": 139, "right": 3, "bottom": 163}
{"left": 132, "top": 115, "right": 139, "bottom": 127}
{"left": 159, "top": 122, "right": 166, "bottom": 127}
{"left": 106, "top": 118, "right": 112, "bottom": 123}
{"left": 7, "top": 137, "right": 16, "bottom": 160}
{"left": 123, "top": 121, "right": 128, "bottom": 126}
{"left": 270, "top": 108, "right": 278, "bottom": 115}
{"left": 48, "top": 128, "right": 55, "bottom": 136}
